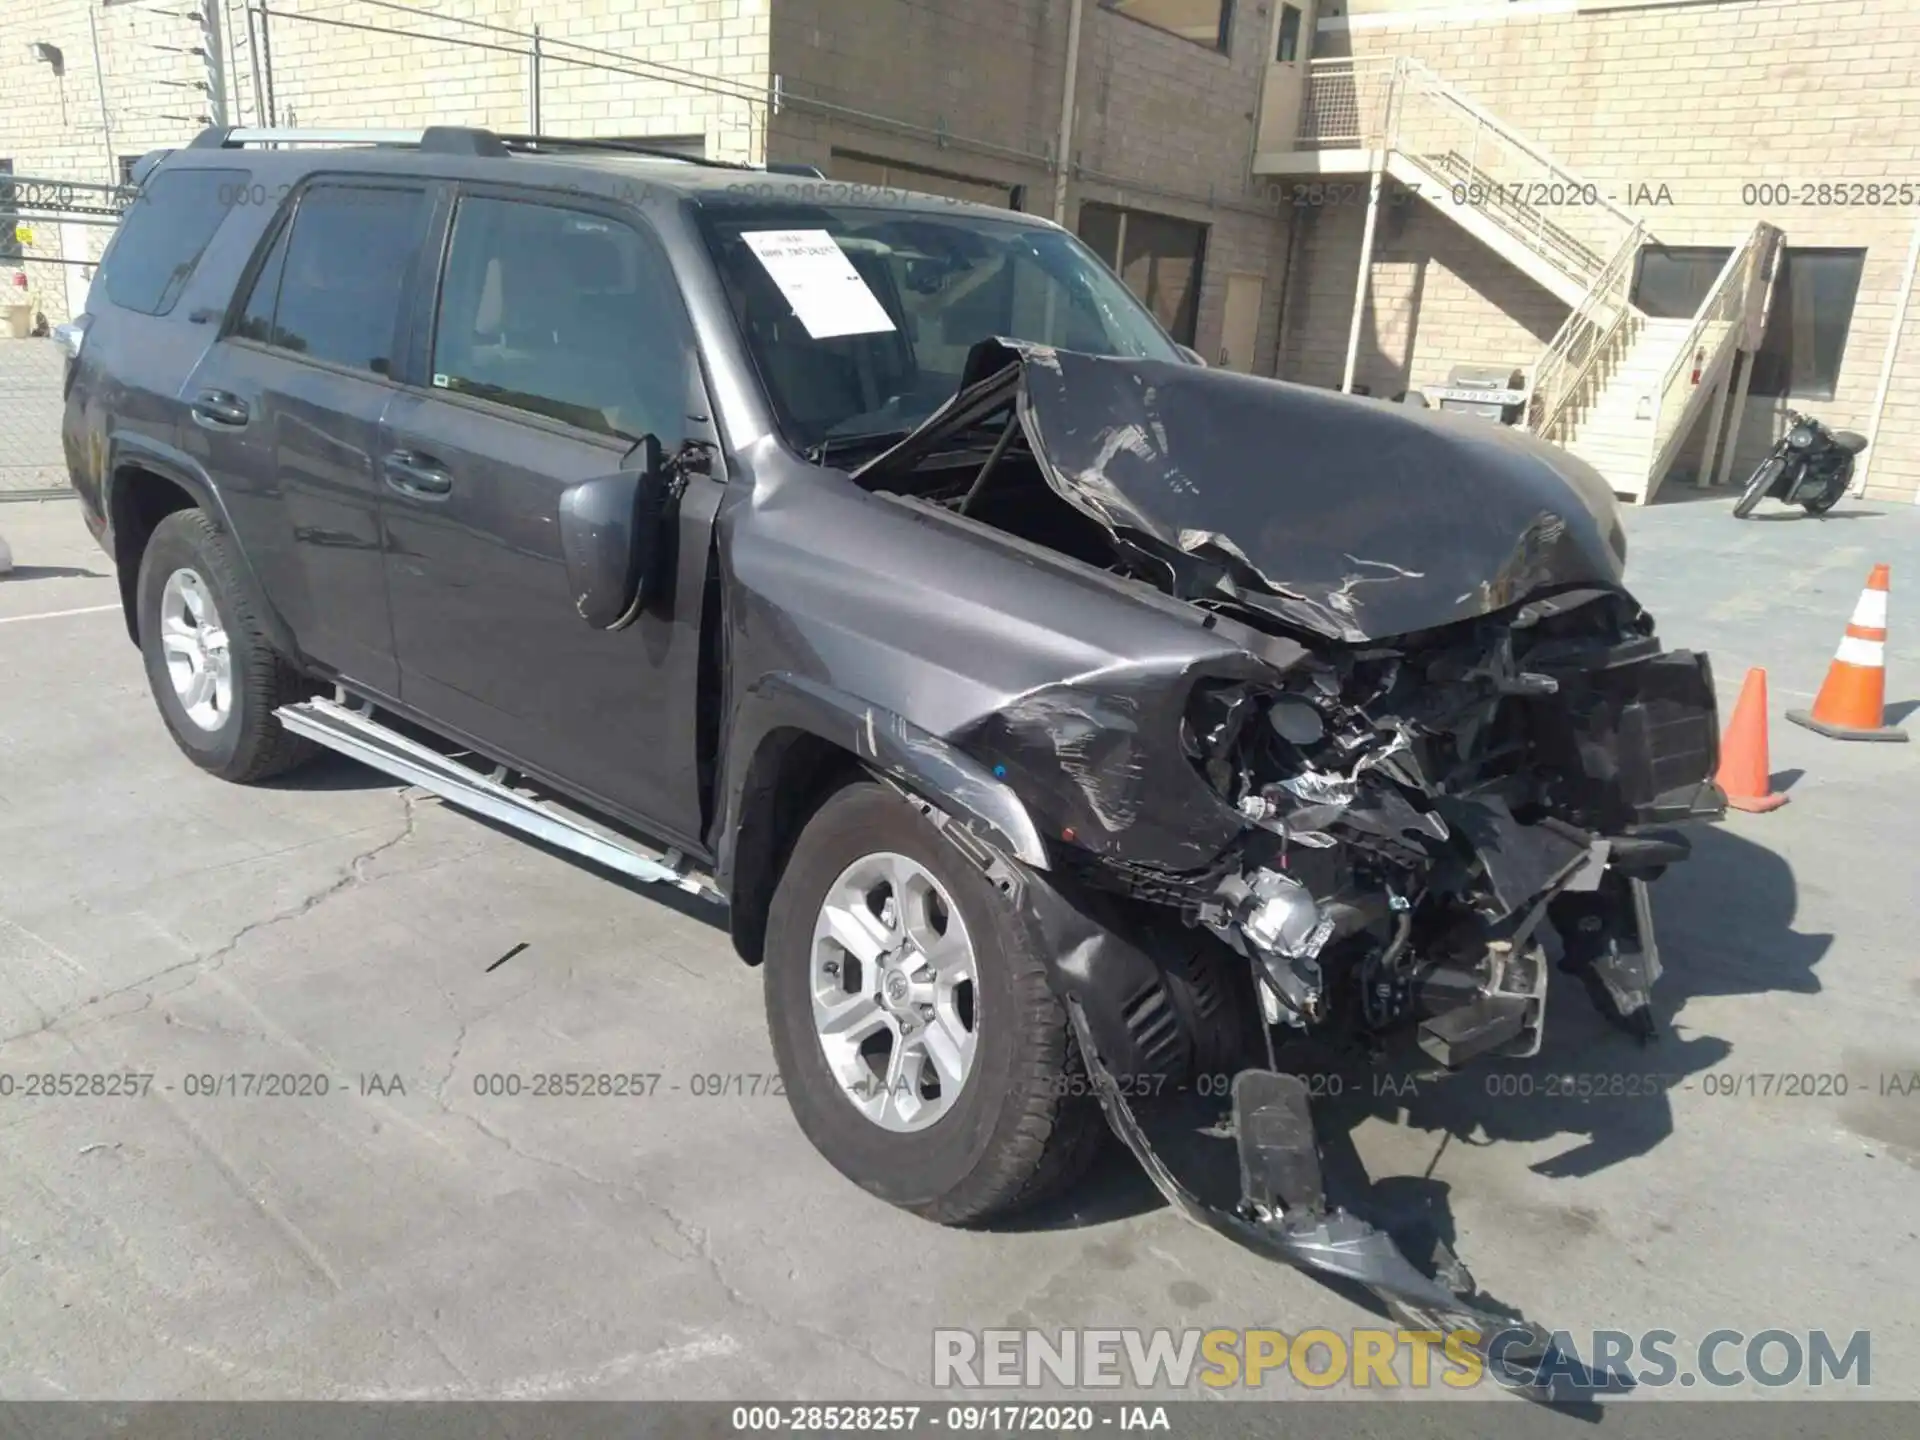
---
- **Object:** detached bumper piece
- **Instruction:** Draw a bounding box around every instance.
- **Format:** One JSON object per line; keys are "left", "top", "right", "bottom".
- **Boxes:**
{"left": 1066, "top": 1004, "right": 1586, "bottom": 1404}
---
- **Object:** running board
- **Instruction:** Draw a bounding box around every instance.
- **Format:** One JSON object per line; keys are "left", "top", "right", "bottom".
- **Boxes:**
{"left": 275, "top": 697, "right": 721, "bottom": 902}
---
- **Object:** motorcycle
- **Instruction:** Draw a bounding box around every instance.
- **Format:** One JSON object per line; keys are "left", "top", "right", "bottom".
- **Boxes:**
{"left": 1733, "top": 410, "right": 1867, "bottom": 518}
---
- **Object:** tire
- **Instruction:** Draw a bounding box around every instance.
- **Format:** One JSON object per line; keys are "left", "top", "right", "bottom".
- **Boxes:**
{"left": 136, "top": 509, "right": 317, "bottom": 783}
{"left": 764, "top": 780, "right": 1106, "bottom": 1225}
{"left": 1733, "top": 457, "right": 1782, "bottom": 518}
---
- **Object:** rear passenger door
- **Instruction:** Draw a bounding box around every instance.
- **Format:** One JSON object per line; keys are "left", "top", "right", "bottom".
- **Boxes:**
{"left": 185, "top": 181, "right": 435, "bottom": 696}
{"left": 379, "top": 187, "right": 721, "bottom": 849}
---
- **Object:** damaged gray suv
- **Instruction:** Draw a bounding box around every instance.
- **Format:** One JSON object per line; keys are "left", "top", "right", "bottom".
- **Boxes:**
{"left": 68, "top": 127, "right": 1722, "bottom": 1354}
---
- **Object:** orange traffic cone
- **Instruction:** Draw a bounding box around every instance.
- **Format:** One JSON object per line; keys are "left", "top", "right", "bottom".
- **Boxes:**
{"left": 1788, "top": 564, "right": 1908, "bottom": 743}
{"left": 1716, "top": 667, "right": 1789, "bottom": 811}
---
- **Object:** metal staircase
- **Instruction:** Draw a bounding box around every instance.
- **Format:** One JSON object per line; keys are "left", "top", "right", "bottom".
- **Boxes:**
{"left": 1285, "top": 58, "right": 1782, "bottom": 503}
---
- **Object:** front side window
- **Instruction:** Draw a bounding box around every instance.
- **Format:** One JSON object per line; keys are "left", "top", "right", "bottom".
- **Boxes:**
{"left": 428, "top": 196, "right": 689, "bottom": 445}
{"left": 238, "top": 185, "right": 426, "bottom": 374}
{"left": 97, "top": 166, "right": 245, "bottom": 316}
{"left": 698, "top": 203, "right": 1183, "bottom": 451}
{"left": 1103, "top": 0, "right": 1234, "bottom": 52}
{"left": 1750, "top": 248, "right": 1865, "bottom": 402}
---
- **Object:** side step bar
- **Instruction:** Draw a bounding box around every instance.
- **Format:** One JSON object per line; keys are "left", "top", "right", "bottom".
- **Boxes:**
{"left": 276, "top": 697, "right": 721, "bottom": 903}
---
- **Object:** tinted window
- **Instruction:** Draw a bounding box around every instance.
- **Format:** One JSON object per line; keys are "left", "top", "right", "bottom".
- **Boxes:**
{"left": 267, "top": 185, "right": 425, "bottom": 373}
{"left": 430, "top": 197, "right": 688, "bottom": 444}
{"left": 1751, "top": 248, "right": 1864, "bottom": 402}
{"left": 97, "top": 166, "right": 244, "bottom": 315}
{"left": 232, "top": 219, "right": 291, "bottom": 345}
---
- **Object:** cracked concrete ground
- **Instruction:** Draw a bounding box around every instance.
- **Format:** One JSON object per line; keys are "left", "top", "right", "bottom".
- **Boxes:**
{"left": 2, "top": 491, "right": 1919, "bottom": 1407}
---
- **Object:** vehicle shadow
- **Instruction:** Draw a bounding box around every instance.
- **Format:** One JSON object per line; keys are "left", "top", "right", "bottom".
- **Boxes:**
{"left": 0, "top": 564, "right": 110, "bottom": 580}
{"left": 254, "top": 749, "right": 402, "bottom": 793}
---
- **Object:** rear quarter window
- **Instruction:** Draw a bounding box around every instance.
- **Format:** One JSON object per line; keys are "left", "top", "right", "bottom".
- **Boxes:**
{"left": 97, "top": 166, "right": 245, "bottom": 316}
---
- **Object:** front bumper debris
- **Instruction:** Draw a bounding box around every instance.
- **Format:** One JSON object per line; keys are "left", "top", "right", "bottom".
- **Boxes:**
{"left": 1066, "top": 1003, "right": 1595, "bottom": 1403}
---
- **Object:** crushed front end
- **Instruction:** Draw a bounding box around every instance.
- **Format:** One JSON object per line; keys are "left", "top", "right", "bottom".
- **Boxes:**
{"left": 855, "top": 343, "right": 1726, "bottom": 1380}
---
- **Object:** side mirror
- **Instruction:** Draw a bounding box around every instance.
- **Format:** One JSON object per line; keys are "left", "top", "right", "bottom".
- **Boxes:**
{"left": 1177, "top": 344, "right": 1208, "bottom": 367}
{"left": 557, "top": 436, "right": 670, "bottom": 630}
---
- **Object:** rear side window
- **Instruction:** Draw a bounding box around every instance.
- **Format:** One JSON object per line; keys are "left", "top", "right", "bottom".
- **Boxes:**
{"left": 98, "top": 166, "right": 244, "bottom": 315}
{"left": 236, "top": 184, "right": 426, "bottom": 375}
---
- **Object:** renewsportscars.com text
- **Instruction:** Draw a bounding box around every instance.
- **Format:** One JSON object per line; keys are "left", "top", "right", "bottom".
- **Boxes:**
{"left": 933, "top": 1327, "right": 1872, "bottom": 1392}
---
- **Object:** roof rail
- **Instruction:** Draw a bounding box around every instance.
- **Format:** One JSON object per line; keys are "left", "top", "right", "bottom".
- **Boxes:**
{"left": 190, "top": 125, "right": 503, "bottom": 150}
{"left": 487, "top": 133, "right": 756, "bottom": 172}
{"left": 186, "top": 124, "right": 818, "bottom": 179}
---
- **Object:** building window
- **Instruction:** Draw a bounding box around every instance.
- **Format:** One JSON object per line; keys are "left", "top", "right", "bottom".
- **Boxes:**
{"left": 1631, "top": 246, "right": 1734, "bottom": 320}
{"left": 1276, "top": 4, "right": 1303, "bottom": 62}
{"left": 1750, "top": 248, "right": 1865, "bottom": 402}
{"left": 1102, "top": 1, "right": 1234, "bottom": 53}
{"left": 829, "top": 150, "right": 1021, "bottom": 210}
{"left": 1078, "top": 201, "right": 1208, "bottom": 346}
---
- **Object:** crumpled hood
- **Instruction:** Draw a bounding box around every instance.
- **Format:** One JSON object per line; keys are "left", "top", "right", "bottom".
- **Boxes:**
{"left": 995, "top": 342, "right": 1630, "bottom": 643}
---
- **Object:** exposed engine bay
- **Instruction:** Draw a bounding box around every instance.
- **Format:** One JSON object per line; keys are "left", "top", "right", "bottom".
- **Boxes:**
{"left": 856, "top": 341, "right": 1722, "bottom": 1071}
{"left": 852, "top": 343, "right": 1727, "bottom": 1380}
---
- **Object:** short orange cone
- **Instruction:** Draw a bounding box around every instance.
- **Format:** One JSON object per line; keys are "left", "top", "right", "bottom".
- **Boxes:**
{"left": 1715, "top": 668, "right": 1788, "bottom": 811}
{"left": 1788, "top": 564, "right": 1908, "bottom": 743}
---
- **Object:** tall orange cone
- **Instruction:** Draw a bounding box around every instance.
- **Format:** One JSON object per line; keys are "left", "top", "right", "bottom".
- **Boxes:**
{"left": 1716, "top": 667, "right": 1789, "bottom": 811}
{"left": 1788, "top": 564, "right": 1908, "bottom": 743}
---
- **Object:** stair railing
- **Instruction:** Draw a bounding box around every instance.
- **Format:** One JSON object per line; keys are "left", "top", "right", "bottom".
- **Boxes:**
{"left": 1645, "top": 223, "right": 1783, "bottom": 489}
{"left": 1524, "top": 221, "right": 1644, "bottom": 439}
{"left": 1300, "top": 57, "right": 1640, "bottom": 290}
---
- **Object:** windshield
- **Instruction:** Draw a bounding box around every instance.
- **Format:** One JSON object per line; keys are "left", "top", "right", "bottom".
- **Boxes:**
{"left": 697, "top": 203, "right": 1184, "bottom": 452}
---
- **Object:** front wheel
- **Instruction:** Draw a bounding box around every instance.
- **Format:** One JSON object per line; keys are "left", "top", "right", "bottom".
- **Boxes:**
{"left": 763, "top": 781, "right": 1106, "bottom": 1224}
{"left": 1733, "top": 456, "right": 1784, "bottom": 518}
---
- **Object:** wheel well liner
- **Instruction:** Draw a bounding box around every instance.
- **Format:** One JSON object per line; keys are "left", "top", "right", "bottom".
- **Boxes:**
{"left": 107, "top": 466, "right": 198, "bottom": 645}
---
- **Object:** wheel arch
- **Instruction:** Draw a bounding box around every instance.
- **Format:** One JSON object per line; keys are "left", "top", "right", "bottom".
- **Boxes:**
{"left": 104, "top": 435, "right": 295, "bottom": 659}
{"left": 716, "top": 673, "right": 1050, "bottom": 968}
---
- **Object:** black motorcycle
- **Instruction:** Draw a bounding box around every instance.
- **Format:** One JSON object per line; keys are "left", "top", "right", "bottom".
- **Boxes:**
{"left": 1733, "top": 410, "right": 1867, "bottom": 518}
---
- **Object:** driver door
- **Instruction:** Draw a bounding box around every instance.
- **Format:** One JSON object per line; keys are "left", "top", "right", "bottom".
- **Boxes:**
{"left": 379, "top": 186, "right": 720, "bottom": 851}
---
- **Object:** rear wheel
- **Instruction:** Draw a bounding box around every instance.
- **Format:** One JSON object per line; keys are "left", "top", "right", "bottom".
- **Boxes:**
{"left": 136, "top": 509, "right": 316, "bottom": 782}
{"left": 764, "top": 781, "right": 1105, "bottom": 1224}
{"left": 1733, "top": 457, "right": 1783, "bottom": 518}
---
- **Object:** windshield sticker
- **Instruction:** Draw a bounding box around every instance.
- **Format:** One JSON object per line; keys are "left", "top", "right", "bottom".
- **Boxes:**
{"left": 741, "top": 229, "right": 897, "bottom": 340}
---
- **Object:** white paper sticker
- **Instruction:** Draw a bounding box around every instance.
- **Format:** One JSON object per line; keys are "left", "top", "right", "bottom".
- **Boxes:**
{"left": 741, "top": 229, "right": 897, "bottom": 340}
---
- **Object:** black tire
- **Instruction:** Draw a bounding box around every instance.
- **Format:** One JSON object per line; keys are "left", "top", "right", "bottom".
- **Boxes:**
{"left": 136, "top": 509, "right": 317, "bottom": 783}
{"left": 1802, "top": 489, "right": 1842, "bottom": 516}
{"left": 764, "top": 781, "right": 1106, "bottom": 1225}
{"left": 1733, "top": 457, "right": 1782, "bottom": 518}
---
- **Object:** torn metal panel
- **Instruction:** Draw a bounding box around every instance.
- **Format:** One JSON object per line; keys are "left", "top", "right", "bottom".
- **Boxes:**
{"left": 861, "top": 339, "right": 1632, "bottom": 644}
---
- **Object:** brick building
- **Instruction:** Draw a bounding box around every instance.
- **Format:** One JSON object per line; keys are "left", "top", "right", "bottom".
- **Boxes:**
{"left": 4, "top": 0, "right": 1918, "bottom": 502}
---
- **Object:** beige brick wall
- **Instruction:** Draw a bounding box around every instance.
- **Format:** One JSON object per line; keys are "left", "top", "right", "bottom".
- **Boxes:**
{"left": 1281, "top": 0, "right": 1920, "bottom": 501}
{"left": 1280, "top": 177, "right": 1565, "bottom": 394}
{"left": 1, "top": 1, "right": 773, "bottom": 325}
{"left": 767, "top": 0, "right": 1292, "bottom": 372}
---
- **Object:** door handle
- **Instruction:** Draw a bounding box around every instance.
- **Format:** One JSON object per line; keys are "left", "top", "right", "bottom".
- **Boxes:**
{"left": 382, "top": 449, "right": 453, "bottom": 498}
{"left": 190, "top": 390, "right": 250, "bottom": 427}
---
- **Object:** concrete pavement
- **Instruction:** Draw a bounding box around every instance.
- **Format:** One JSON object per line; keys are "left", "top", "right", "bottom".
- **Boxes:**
{"left": 0, "top": 485, "right": 1917, "bottom": 1410}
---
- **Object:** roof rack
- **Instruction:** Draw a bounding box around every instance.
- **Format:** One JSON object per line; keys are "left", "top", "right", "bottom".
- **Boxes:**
{"left": 185, "top": 125, "right": 824, "bottom": 178}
